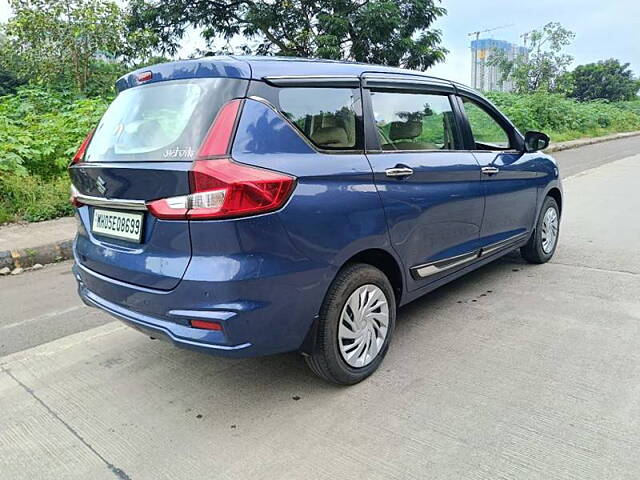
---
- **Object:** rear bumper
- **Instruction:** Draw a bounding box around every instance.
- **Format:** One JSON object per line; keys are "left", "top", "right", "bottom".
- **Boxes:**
{"left": 73, "top": 244, "right": 332, "bottom": 358}
{"left": 76, "top": 271, "right": 253, "bottom": 357}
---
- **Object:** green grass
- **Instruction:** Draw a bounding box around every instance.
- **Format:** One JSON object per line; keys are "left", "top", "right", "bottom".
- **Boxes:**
{"left": 0, "top": 174, "right": 73, "bottom": 224}
{"left": 487, "top": 92, "right": 640, "bottom": 143}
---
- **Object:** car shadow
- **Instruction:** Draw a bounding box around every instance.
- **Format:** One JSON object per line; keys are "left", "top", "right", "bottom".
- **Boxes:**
{"left": 151, "top": 251, "right": 534, "bottom": 393}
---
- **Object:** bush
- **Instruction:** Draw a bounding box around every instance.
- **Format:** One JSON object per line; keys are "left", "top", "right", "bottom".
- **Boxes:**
{"left": 0, "top": 86, "right": 108, "bottom": 223}
{"left": 0, "top": 173, "right": 73, "bottom": 223}
{"left": 486, "top": 92, "right": 640, "bottom": 142}
{"left": 0, "top": 86, "right": 109, "bottom": 177}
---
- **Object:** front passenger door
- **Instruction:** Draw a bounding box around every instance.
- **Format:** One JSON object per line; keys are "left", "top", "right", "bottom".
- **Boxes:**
{"left": 459, "top": 95, "right": 539, "bottom": 249}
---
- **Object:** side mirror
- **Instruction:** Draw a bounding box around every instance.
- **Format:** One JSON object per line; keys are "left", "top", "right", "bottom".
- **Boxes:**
{"left": 524, "top": 131, "right": 550, "bottom": 153}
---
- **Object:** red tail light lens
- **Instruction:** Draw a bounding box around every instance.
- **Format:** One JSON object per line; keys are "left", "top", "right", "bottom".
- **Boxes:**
{"left": 197, "top": 99, "right": 242, "bottom": 158}
{"left": 146, "top": 98, "right": 296, "bottom": 220}
{"left": 147, "top": 158, "right": 295, "bottom": 220}
{"left": 69, "top": 184, "right": 83, "bottom": 208}
{"left": 70, "top": 130, "right": 94, "bottom": 166}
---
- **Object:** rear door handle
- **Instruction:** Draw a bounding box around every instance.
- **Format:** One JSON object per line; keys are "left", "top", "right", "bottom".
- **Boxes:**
{"left": 385, "top": 167, "right": 414, "bottom": 177}
{"left": 481, "top": 166, "right": 500, "bottom": 175}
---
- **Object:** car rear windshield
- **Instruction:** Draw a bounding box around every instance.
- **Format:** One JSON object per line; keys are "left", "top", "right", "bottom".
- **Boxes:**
{"left": 84, "top": 78, "right": 248, "bottom": 162}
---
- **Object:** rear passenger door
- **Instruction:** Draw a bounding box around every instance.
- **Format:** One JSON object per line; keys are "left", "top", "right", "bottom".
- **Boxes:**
{"left": 362, "top": 75, "right": 485, "bottom": 290}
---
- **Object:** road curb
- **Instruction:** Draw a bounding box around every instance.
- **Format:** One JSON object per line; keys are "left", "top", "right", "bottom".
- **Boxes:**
{"left": 545, "top": 130, "right": 640, "bottom": 153}
{"left": 0, "top": 239, "right": 73, "bottom": 272}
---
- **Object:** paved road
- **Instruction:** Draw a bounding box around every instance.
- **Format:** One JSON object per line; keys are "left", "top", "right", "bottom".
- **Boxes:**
{"left": 1, "top": 137, "right": 639, "bottom": 479}
{"left": 553, "top": 134, "right": 640, "bottom": 177}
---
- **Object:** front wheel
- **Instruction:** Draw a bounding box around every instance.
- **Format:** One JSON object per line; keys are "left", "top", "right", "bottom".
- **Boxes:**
{"left": 521, "top": 196, "right": 560, "bottom": 264}
{"left": 305, "top": 263, "right": 396, "bottom": 385}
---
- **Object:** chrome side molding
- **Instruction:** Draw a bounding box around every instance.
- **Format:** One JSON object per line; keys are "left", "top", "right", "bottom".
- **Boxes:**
{"left": 480, "top": 232, "right": 528, "bottom": 257}
{"left": 410, "top": 232, "right": 530, "bottom": 279}
{"left": 411, "top": 250, "right": 480, "bottom": 280}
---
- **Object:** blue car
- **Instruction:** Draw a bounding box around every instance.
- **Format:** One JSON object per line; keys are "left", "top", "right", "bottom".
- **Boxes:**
{"left": 69, "top": 56, "right": 562, "bottom": 384}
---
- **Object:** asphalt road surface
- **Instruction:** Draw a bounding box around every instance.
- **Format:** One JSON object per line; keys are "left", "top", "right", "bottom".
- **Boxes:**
{"left": 1, "top": 136, "right": 639, "bottom": 479}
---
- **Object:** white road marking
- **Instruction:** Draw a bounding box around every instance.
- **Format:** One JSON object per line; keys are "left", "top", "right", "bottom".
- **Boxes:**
{"left": 1, "top": 305, "right": 84, "bottom": 331}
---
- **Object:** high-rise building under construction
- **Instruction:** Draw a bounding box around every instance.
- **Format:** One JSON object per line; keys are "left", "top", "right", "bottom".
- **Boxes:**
{"left": 470, "top": 39, "right": 528, "bottom": 92}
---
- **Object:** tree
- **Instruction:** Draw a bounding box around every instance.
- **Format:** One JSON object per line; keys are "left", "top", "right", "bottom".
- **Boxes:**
{"left": 128, "top": 0, "right": 448, "bottom": 70}
{"left": 490, "top": 22, "right": 575, "bottom": 94}
{"left": 565, "top": 59, "right": 639, "bottom": 102}
{"left": 1, "top": 0, "right": 126, "bottom": 93}
{"left": 0, "top": 66, "right": 23, "bottom": 96}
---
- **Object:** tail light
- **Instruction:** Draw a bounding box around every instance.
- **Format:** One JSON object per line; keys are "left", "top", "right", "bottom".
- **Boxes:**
{"left": 70, "top": 184, "right": 83, "bottom": 208}
{"left": 70, "top": 130, "right": 94, "bottom": 166}
{"left": 69, "top": 130, "right": 94, "bottom": 208}
{"left": 147, "top": 99, "right": 296, "bottom": 221}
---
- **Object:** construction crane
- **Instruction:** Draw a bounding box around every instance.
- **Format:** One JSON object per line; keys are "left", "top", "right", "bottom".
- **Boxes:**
{"left": 468, "top": 24, "right": 514, "bottom": 90}
{"left": 467, "top": 24, "right": 515, "bottom": 41}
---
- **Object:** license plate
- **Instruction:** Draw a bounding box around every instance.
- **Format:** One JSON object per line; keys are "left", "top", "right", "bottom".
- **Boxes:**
{"left": 92, "top": 209, "right": 144, "bottom": 243}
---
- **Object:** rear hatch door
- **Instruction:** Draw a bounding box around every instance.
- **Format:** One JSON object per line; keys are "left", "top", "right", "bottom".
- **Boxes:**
{"left": 70, "top": 76, "right": 248, "bottom": 290}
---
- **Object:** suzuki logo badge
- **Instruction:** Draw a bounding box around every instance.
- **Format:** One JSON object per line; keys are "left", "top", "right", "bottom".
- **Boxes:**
{"left": 96, "top": 176, "right": 107, "bottom": 195}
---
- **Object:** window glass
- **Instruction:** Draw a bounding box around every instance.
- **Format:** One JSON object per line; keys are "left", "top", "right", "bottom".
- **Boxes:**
{"left": 279, "top": 88, "right": 360, "bottom": 150}
{"left": 85, "top": 78, "right": 247, "bottom": 162}
{"left": 370, "top": 91, "right": 458, "bottom": 151}
{"left": 462, "top": 98, "right": 511, "bottom": 149}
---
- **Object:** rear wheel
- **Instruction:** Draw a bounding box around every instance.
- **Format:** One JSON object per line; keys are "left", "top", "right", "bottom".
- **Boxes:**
{"left": 305, "top": 263, "right": 396, "bottom": 385}
{"left": 521, "top": 196, "right": 560, "bottom": 264}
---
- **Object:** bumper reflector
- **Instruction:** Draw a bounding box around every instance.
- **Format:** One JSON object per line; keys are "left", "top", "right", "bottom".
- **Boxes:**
{"left": 190, "top": 319, "right": 223, "bottom": 331}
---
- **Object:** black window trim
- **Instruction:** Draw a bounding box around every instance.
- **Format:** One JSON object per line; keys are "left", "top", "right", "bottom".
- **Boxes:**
{"left": 245, "top": 90, "right": 366, "bottom": 155}
{"left": 362, "top": 86, "right": 467, "bottom": 154}
{"left": 454, "top": 89, "right": 524, "bottom": 153}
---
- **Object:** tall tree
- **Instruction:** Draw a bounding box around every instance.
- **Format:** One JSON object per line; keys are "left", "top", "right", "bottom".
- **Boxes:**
{"left": 565, "top": 59, "right": 639, "bottom": 102}
{"left": 1, "top": 0, "right": 126, "bottom": 93}
{"left": 128, "top": 0, "right": 448, "bottom": 70}
{"left": 490, "top": 22, "right": 575, "bottom": 94}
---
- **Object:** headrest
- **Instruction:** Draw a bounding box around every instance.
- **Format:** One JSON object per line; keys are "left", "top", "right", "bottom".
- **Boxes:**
{"left": 311, "top": 126, "right": 349, "bottom": 147}
{"left": 389, "top": 121, "right": 422, "bottom": 141}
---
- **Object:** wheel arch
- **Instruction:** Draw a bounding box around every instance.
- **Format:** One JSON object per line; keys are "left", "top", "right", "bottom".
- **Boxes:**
{"left": 546, "top": 186, "right": 563, "bottom": 215}
{"left": 299, "top": 247, "right": 404, "bottom": 354}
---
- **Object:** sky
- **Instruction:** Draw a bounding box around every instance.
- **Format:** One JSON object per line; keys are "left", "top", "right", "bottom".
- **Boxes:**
{"left": 1, "top": 0, "right": 639, "bottom": 86}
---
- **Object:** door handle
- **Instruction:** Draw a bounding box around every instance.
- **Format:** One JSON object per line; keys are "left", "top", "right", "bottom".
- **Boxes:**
{"left": 385, "top": 166, "right": 414, "bottom": 177}
{"left": 481, "top": 166, "right": 500, "bottom": 175}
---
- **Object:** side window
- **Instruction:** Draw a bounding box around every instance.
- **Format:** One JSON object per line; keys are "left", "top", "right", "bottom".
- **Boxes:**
{"left": 278, "top": 88, "right": 361, "bottom": 150}
{"left": 462, "top": 98, "right": 511, "bottom": 150}
{"left": 370, "top": 91, "right": 459, "bottom": 151}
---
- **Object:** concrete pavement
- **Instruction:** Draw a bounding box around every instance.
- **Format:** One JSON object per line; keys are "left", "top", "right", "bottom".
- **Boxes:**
{"left": 1, "top": 150, "right": 639, "bottom": 479}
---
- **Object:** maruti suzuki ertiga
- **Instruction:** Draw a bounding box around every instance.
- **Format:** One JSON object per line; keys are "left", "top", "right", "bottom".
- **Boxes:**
{"left": 70, "top": 56, "right": 562, "bottom": 384}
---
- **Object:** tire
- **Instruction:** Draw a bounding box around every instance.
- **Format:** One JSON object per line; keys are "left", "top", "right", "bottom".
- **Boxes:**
{"left": 305, "top": 263, "right": 396, "bottom": 385}
{"left": 521, "top": 196, "right": 560, "bottom": 264}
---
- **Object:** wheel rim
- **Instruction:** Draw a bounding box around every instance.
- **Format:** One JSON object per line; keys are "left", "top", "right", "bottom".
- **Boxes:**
{"left": 338, "top": 284, "right": 389, "bottom": 368}
{"left": 541, "top": 206, "right": 559, "bottom": 254}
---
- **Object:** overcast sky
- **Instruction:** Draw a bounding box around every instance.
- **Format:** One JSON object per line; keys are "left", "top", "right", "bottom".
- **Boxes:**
{"left": 1, "top": 0, "right": 638, "bottom": 86}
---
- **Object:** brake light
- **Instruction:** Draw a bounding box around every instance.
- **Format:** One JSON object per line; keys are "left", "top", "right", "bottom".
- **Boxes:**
{"left": 70, "top": 130, "right": 94, "bottom": 165}
{"left": 69, "top": 184, "right": 83, "bottom": 208}
{"left": 146, "top": 99, "right": 296, "bottom": 220}
{"left": 147, "top": 158, "right": 295, "bottom": 220}
{"left": 137, "top": 71, "right": 152, "bottom": 83}
{"left": 197, "top": 99, "right": 242, "bottom": 158}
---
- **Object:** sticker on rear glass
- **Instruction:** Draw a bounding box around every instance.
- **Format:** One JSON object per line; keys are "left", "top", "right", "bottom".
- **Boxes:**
{"left": 163, "top": 147, "right": 195, "bottom": 159}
